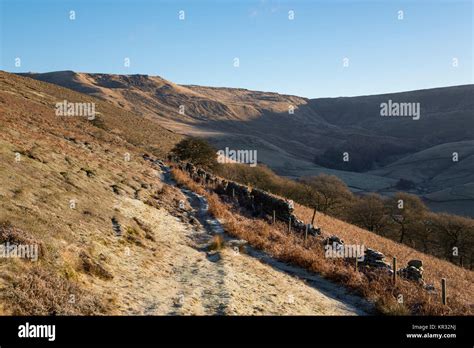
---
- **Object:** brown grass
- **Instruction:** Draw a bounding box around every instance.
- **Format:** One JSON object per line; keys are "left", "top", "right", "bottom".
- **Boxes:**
{"left": 2, "top": 266, "right": 108, "bottom": 315}
{"left": 0, "top": 222, "right": 44, "bottom": 259}
{"left": 209, "top": 234, "right": 225, "bottom": 251}
{"left": 133, "top": 217, "right": 156, "bottom": 241}
{"left": 172, "top": 168, "right": 472, "bottom": 315}
{"left": 79, "top": 251, "right": 114, "bottom": 280}
{"left": 294, "top": 203, "right": 474, "bottom": 312}
{"left": 0, "top": 71, "right": 185, "bottom": 315}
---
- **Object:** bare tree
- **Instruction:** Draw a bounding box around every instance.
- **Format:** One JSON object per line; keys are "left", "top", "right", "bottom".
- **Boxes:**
{"left": 385, "top": 192, "right": 427, "bottom": 244}
{"left": 348, "top": 193, "right": 387, "bottom": 233}
{"left": 299, "top": 174, "right": 354, "bottom": 216}
{"left": 431, "top": 213, "right": 474, "bottom": 263}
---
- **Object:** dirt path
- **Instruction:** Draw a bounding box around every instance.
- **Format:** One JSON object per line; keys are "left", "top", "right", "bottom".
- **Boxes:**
{"left": 135, "top": 163, "right": 374, "bottom": 315}
{"left": 90, "top": 163, "right": 373, "bottom": 315}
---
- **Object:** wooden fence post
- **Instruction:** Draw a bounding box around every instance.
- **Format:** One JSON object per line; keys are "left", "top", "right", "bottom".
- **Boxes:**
{"left": 273, "top": 210, "right": 276, "bottom": 224}
{"left": 392, "top": 257, "right": 397, "bottom": 284}
{"left": 311, "top": 208, "right": 316, "bottom": 226}
{"left": 304, "top": 224, "right": 308, "bottom": 246}
{"left": 442, "top": 278, "right": 447, "bottom": 305}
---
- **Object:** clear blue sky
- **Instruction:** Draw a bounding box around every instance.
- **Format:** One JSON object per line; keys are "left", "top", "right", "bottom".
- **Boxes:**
{"left": 1, "top": 0, "right": 472, "bottom": 97}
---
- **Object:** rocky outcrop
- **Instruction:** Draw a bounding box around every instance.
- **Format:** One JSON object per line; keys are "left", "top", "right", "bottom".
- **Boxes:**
{"left": 323, "top": 236, "right": 392, "bottom": 271}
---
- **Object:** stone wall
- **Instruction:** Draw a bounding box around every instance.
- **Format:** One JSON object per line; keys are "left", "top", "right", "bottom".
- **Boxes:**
{"left": 174, "top": 160, "right": 321, "bottom": 237}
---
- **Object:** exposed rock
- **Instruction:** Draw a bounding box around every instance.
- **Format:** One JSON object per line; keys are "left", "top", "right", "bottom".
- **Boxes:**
{"left": 398, "top": 264, "right": 424, "bottom": 282}
{"left": 359, "top": 248, "right": 392, "bottom": 270}
{"left": 206, "top": 250, "right": 221, "bottom": 263}
{"left": 227, "top": 239, "right": 248, "bottom": 249}
{"left": 111, "top": 217, "right": 122, "bottom": 236}
{"left": 324, "top": 235, "right": 344, "bottom": 245}
{"left": 408, "top": 259, "right": 423, "bottom": 269}
{"left": 365, "top": 248, "right": 385, "bottom": 261}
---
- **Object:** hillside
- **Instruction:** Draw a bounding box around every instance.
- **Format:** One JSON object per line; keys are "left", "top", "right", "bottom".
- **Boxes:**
{"left": 0, "top": 71, "right": 372, "bottom": 315}
{"left": 1, "top": 71, "right": 472, "bottom": 315}
{"left": 21, "top": 71, "right": 474, "bottom": 217}
{"left": 171, "top": 162, "right": 473, "bottom": 315}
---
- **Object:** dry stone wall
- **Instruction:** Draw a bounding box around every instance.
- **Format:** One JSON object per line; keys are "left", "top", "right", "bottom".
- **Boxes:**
{"left": 174, "top": 160, "right": 321, "bottom": 237}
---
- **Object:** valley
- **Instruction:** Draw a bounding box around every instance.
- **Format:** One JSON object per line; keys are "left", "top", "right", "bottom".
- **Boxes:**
{"left": 20, "top": 71, "right": 474, "bottom": 217}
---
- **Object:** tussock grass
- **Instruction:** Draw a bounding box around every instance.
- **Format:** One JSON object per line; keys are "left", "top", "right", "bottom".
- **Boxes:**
{"left": 133, "top": 217, "right": 156, "bottom": 241}
{"left": 2, "top": 266, "right": 108, "bottom": 315}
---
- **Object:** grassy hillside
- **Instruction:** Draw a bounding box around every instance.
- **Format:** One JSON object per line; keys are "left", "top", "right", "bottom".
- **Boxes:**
{"left": 0, "top": 71, "right": 379, "bottom": 316}
{"left": 1, "top": 70, "right": 472, "bottom": 316}
{"left": 171, "top": 166, "right": 473, "bottom": 315}
{"left": 0, "top": 71, "right": 186, "bottom": 314}
{"left": 21, "top": 71, "right": 474, "bottom": 217}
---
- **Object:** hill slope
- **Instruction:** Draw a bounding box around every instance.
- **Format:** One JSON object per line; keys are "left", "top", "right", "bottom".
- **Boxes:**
{"left": 0, "top": 71, "right": 373, "bottom": 315}
{"left": 21, "top": 71, "right": 474, "bottom": 216}
{"left": 2, "top": 71, "right": 472, "bottom": 315}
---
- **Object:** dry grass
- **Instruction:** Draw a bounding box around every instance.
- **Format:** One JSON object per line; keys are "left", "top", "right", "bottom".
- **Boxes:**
{"left": 79, "top": 250, "right": 113, "bottom": 280}
{"left": 133, "top": 217, "right": 156, "bottom": 241}
{"left": 294, "top": 203, "right": 474, "bottom": 311}
{"left": 0, "top": 71, "right": 185, "bottom": 315}
{"left": 172, "top": 169, "right": 206, "bottom": 195}
{"left": 209, "top": 234, "right": 225, "bottom": 251}
{"left": 2, "top": 266, "right": 108, "bottom": 315}
{"left": 0, "top": 222, "right": 44, "bottom": 259}
{"left": 172, "top": 168, "right": 472, "bottom": 315}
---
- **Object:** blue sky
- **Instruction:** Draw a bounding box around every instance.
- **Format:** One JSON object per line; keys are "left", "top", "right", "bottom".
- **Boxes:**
{"left": 1, "top": 0, "right": 472, "bottom": 97}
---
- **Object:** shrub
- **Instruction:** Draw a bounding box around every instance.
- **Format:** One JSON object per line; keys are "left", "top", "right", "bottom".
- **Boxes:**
{"left": 171, "top": 137, "right": 218, "bottom": 170}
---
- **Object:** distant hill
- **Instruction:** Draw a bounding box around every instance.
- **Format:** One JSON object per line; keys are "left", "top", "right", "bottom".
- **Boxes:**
{"left": 20, "top": 71, "right": 474, "bottom": 217}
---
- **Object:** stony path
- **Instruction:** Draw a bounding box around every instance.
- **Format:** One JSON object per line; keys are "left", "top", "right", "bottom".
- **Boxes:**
{"left": 97, "top": 163, "right": 373, "bottom": 315}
